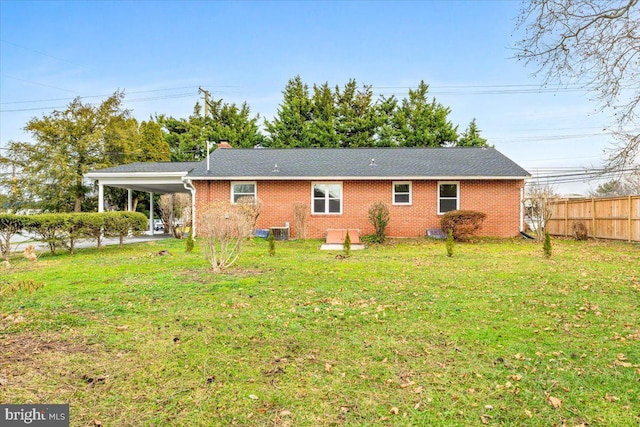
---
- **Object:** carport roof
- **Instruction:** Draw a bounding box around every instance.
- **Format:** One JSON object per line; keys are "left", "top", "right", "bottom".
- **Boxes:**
{"left": 85, "top": 161, "right": 200, "bottom": 194}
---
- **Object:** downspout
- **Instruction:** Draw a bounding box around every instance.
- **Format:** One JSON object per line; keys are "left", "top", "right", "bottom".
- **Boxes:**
{"left": 520, "top": 186, "right": 525, "bottom": 232}
{"left": 183, "top": 178, "right": 197, "bottom": 238}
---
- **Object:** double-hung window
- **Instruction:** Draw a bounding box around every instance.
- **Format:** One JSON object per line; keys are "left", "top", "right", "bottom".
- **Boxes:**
{"left": 312, "top": 183, "right": 342, "bottom": 214}
{"left": 231, "top": 181, "right": 256, "bottom": 203}
{"left": 438, "top": 182, "right": 459, "bottom": 214}
{"left": 393, "top": 181, "right": 412, "bottom": 205}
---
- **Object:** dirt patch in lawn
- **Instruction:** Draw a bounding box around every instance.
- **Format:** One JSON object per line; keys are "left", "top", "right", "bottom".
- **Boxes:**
{"left": 178, "top": 267, "right": 266, "bottom": 283}
{"left": 0, "top": 332, "right": 97, "bottom": 365}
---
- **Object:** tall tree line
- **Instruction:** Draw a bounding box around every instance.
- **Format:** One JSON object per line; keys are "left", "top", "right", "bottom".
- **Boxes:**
{"left": 1, "top": 79, "right": 488, "bottom": 212}
{"left": 262, "top": 76, "right": 487, "bottom": 148}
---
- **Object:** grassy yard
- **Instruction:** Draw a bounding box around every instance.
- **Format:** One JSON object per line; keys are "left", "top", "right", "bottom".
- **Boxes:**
{"left": 0, "top": 237, "right": 639, "bottom": 426}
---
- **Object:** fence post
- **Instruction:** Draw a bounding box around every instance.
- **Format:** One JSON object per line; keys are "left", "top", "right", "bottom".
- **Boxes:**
{"left": 564, "top": 199, "right": 569, "bottom": 237}
{"left": 591, "top": 198, "right": 595, "bottom": 238}
{"left": 629, "top": 195, "right": 633, "bottom": 243}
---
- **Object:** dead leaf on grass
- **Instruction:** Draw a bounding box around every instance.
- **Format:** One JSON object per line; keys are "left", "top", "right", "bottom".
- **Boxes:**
{"left": 605, "top": 394, "right": 619, "bottom": 402}
{"left": 613, "top": 360, "right": 633, "bottom": 368}
{"left": 390, "top": 407, "right": 399, "bottom": 415}
{"left": 547, "top": 395, "right": 562, "bottom": 409}
{"left": 324, "top": 363, "right": 332, "bottom": 373}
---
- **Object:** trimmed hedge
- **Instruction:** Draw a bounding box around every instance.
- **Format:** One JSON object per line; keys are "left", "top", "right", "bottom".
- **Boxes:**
{"left": 0, "top": 211, "right": 149, "bottom": 256}
{"left": 440, "top": 210, "right": 487, "bottom": 242}
{"left": 0, "top": 214, "right": 28, "bottom": 261}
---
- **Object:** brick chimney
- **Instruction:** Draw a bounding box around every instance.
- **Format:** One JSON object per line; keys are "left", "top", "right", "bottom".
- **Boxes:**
{"left": 218, "top": 139, "right": 232, "bottom": 149}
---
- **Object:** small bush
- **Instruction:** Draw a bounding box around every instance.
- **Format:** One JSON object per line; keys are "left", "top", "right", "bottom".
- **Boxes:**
{"left": 543, "top": 231, "right": 552, "bottom": 258}
{"left": 445, "top": 229, "right": 454, "bottom": 257}
{"left": 81, "top": 213, "right": 106, "bottom": 249}
{"left": 0, "top": 214, "right": 28, "bottom": 261}
{"left": 268, "top": 229, "right": 276, "bottom": 256}
{"left": 572, "top": 222, "right": 588, "bottom": 241}
{"left": 104, "top": 212, "right": 148, "bottom": 248}
{"left": 24, "top": 213, "right": 69, "bottom": 255}
{"left": 440, "top": 210, "right": 486, "bottom": 241}
{"left": 343, "top": 230, "right": 351, "bottom": 257}
{"left": 185, "top": 233, "right": 195, "bottom": 253}
{"left": 368, "top": 202, "right": 390, "bottom": 243}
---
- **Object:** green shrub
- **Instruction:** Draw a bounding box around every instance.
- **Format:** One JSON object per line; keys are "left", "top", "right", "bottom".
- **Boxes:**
{"left": 80, "top": 213, "right": 106, "bottom": 249}
{"left": 185, "top": 233, "right": 195, "bottom": 253}
{"left": 445, "top": 228, "right": 454, "bottom": 257}
{"left": 343, "top": 230, "right": 351, "bottom": 257}
{"left": 268, "top": 229, "right": 276, "bottom": 256}
{"left": 65, "top": 214, "right": 87, "bottom": 255}
{"left": 543, "top": 231, "right": 552, "bottom": 258}
{"left": 104, "top": 212, "right": 148, "bottom": 248}
{"left": 0, "top": 214, "right": 28, "bottom": 261}
{"left": 24, "top": 213, "right": 69, "bottom": 255}
{"left": 368, "top": 202, "right": 390, "bottom": 243}
{"left": 440, "top": 210, "right": 486, "bottom": 242}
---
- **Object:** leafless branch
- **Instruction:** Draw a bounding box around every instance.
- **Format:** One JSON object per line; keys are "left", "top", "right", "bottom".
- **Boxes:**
{"left": 515, "top": 0, "right": 640, "bottom": 170}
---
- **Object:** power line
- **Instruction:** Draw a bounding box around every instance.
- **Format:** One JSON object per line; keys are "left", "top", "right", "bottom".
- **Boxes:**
{"left": 0, "top": 85, "right": 240, "bottom": 105}
{"left": 1, "top": 74, "right": 78, "bottom": 94}
{"left": 0, "top": 39, "right": 82, "bottom": 66}
{"left": 0, "top": 92, "right": 197, "bottom": 113}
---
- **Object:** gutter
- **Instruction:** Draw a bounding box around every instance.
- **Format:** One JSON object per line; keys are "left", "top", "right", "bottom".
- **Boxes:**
{"left": 182, "top": 177, "right": 197, "bottom": 238}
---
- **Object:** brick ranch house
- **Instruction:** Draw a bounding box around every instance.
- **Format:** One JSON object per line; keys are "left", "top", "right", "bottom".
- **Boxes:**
{"left": 87, "top": 142, "right": 530, "bottom": 239}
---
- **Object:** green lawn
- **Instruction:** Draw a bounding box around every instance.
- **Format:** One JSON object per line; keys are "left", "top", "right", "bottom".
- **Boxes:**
{"left": 1, "top": 237, "right": 639, "bottom": 426}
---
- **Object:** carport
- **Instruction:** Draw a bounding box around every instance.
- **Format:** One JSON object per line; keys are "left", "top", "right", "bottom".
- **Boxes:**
{"left": 85, "top": 161, "right": 200, "bottom": 236}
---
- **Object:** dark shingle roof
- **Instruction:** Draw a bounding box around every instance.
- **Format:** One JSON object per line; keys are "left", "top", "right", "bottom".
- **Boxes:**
{"left": 187, "top": 147, "right": 529, "bottom": 179}
{"left": 88, "top": 162, "right": 200, "bottom": 174}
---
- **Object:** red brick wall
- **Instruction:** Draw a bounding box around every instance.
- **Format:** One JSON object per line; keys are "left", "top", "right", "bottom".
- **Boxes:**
{"left": 193, "top": 179, "right": 524, "bottom": 238}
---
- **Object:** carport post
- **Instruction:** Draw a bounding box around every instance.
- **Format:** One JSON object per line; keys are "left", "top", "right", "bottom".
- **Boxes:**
{"left": 98, "top": 183, "right": 104, "bottom": 213}
{"left": 127, "top": 189, "right": 133, "bottom": 211}
{"left": 149, "top": 192, "right": 154, "bottom": 235}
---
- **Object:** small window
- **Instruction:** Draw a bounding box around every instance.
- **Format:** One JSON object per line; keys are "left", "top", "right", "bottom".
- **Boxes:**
{"left": 393, "top": 182, "right": 412, "bottom": 205}
{"left": 438, "top": 182, "right": 459, "bottom": 214}
{"left": 231, "top": 181, "right": 256, "bottom": 203}
{"left": 312, "top": 183, "right": 342, "bottom": 214}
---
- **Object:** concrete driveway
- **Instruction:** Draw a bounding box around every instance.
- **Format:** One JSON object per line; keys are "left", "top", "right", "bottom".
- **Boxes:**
{"left": 9, "top": 232, "right": 172, "bottom": 254}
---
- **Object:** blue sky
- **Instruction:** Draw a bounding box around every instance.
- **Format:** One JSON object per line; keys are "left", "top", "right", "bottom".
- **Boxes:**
{"left": 0, "top": 0, "right": 615, "bottom": 194}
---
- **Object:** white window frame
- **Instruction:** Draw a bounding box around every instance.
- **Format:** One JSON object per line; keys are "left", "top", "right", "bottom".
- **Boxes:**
{"left": 311, "top": 182, "right": 343, "bottom": 215}
{"left": 392, "top": 181, "right": 412, "bottom": 206}
{"left": 230, "top": 181, "right": 257, "bottom": 204}
{"left": 438, "top": 181, "right": 459, "bottom": 215}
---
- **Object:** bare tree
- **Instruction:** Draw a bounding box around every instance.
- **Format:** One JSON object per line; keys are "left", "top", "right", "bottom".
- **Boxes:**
{"left": 514, "top": 1, "right": 640, "bottom": 170}
{"left": 235, "top": 196, "right": 262, "bottom": 232}
{"left": 158, "top": 193, "right": 191, "bottom": 239}
{"left": 293, "top": 202, "right": 308, "bottom": 240}
{"left": 524, "top": 184, "right": 558, "bottom": 241}
{"left": 199, "top": 201, "right": 253, "bottom": 273}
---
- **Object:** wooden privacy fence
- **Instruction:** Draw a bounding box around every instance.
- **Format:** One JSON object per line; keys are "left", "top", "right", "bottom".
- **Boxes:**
{"left": 547, "top": 195, "right": 640, "bottom": 242}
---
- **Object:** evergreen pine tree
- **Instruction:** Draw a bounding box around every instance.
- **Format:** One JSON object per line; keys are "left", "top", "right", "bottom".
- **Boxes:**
{"left": 268, "top": 229, "right": 276, "bottom": 256}
{"left": 543, "top": 231, "right": 552, "bottom": 258}
{"left": 343, "top": 230, "right": 351, "bottom": 256}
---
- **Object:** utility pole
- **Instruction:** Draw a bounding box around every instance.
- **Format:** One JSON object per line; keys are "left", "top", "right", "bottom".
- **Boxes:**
{"left": 198, "top": 87, "right": 211, "bottom": 119}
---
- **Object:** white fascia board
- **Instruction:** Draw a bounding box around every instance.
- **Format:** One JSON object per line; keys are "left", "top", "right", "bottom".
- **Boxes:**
{"left": 85, "top": 172, "right": 188, "bottom": 179}
{"left": 91, "top": 177, "right": 188, "bottom": 186}
{"left": 190, "top": 175, "right": 530, "bottom": 181}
